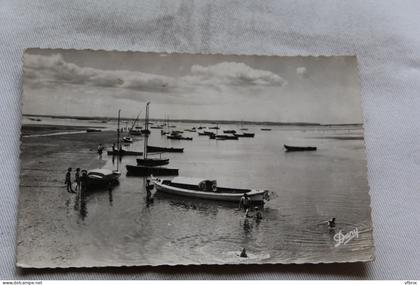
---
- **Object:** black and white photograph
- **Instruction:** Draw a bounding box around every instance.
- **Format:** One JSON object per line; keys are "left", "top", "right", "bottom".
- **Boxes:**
{"left": 17, "top": 48, "right": 374, "bottom": 268}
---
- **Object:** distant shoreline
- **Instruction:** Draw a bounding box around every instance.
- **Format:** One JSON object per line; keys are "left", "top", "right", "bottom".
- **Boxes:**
{"left": 22, "top": 114, "right": 363, "bottom": 127}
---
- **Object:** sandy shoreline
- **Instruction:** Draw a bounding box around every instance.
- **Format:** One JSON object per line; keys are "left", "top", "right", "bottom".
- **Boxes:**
{"left": 17, "top": 125, "right": 118, "bottom": 267}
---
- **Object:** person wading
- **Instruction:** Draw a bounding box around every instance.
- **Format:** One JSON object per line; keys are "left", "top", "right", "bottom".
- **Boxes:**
{"left": 239, "top": 193, "right": 251, "bottom": 210}
{"left": 64, "top": 168, "right": 75, "bottom": 193}
{"left": 74, "top": 168, "right": 81, "bottom": 192}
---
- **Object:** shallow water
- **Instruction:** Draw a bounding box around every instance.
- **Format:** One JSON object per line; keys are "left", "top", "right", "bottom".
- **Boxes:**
{"left": 60, "top": 122, "right": 373, "bottom": 266}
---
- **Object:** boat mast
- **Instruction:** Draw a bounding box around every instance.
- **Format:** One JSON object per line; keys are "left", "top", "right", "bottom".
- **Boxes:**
{"left": 117, "top": 109, "right": 121, "bottom": 150}
{"left": 144, "top": 102, "right": 150, "bottom": 159}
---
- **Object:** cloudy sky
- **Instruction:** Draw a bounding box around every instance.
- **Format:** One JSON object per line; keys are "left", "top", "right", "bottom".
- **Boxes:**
{"left": 23, "top": 49, "right": 363, "bottom": 124}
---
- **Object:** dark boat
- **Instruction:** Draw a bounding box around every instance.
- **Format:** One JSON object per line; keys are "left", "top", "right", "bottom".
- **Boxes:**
{"left": 167, "top": 135, "right": 193, "bottom": 140}
{"left": 86, "top": 128, "right": 102, "bottom": 132}
{"left": 198, "top": 132, "right": 208, "bottom": 136}
{"left": 126, "top": 102, "right": 178, "bottom": 176}
{"left": 215, "top": 134, "right": 238, "bottom": 140}
{"left": 107, "top": 149, "right": 143, "bottom": 156}
{"left": 150, "top": 126, "right": 163, "bottom": 129}
{"left": 122, "top": 137, "right": 133, "bottom": 143}
{"left": 209, "top": 126, "right": 220, "bottom": 130}
{"left": 284, "top": 144, "right": 317, "bottom": 152}
{"left": 235, "top": 132, "right": 255, "bottom": 138}
{"left": 129, "top": 129, "right": 142, "bottom": 136}
{"left": 136, "top": 158, "right": 170, "bottom": 166}
{"left": 223, "top": 130, "right": 236, "bottom": 134}
{"left": 161, "top": 130, "right": 170, "bottom": 135}
{"left": 126, "top": 165, "right": 179, "bottom": 176}
{"left": 261, "top": 128, "right": 272, "bottom": 131}
{"left": 147, "top": 145, "right": 184, "bottom": 153}
{"left": 141, "top": 129, "right": 151, "bottom": 135}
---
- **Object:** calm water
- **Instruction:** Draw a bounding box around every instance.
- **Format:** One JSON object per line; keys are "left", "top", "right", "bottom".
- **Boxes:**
{"left": 48, "top": 119, "right": 372, "bottom": 266}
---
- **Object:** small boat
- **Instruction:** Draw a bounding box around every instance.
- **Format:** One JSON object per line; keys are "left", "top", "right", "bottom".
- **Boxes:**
{"left": 198, "top": 132, "right": 208, "bottom": 136}
{"left": 184, "top": 129, "right": 196, "bottom": 132}
{"left": 167, "top": 135, "right": 193, "bottom": 140}
{"left": 197, "top": 126, "right": 204, "bottom": 130}
{"left": 29, "top": 118, "right": 42, "bottom": 122}
{"left": 215, "top": 134, "right": 238, "bottom": 140}
{"left": 129, "top": 129, "right": 143, "bottom": 136}
{"left": 86, "top": 128, "right": 102, "bottom": 132}
{"left": 153, "top": 177, "right": 268, "bottom": 204}
{"left": 209, "top": 126, "right": 220, "bottom": 130}
{"left": 150, "top": 126, "right": 163, "bottom": 129}
{"left": 141, "top": 129, "right": 151, "bottom": 135}
{"left": 136, "top": 158, "right": 170, "bottom": 166}
{"left": 126, "top": 165, "right": 179, "bottom": 176}
{"left": 107, "top": 149, "right": 143, "bottom": 156}
{"left": 161, "top": 130, "right": 170, "bottom": 135}
{"left": 235, "top": 132, "right": 255, "bottom": 138}
{"left": 223, "top": 130, "right": 236, "bottom": 134}
{"left": 261, "top": 128, "right": 272, "bottom": 131}
{"left": 147, "top": 145, "right": 184, "bottom": 153}
{"left": 86, "top": 168, "right": 121, "bottom": 188}
{"left": 240, "top": 128, "right": 248, "bottom": 131}
{"left": 284, "top": 144, "right": 317, "bottom": 152}
{"left": 122, "top": 137, "right": 133, "bottom": 143}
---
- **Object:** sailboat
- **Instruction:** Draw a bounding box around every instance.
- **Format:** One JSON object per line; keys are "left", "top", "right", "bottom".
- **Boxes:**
{"left": 129, "top": 112, "right": 143, "bottom": 135}
{"left": 107, "top": 110, "right": 143, "bottom": 156}
{"left": 126, "top": 102, "right": 179, "bottom": 176}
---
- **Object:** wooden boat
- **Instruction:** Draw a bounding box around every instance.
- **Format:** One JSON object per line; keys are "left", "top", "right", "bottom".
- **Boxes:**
{"left": 107, "top": 149, "right": 143, "bottom": 156}
{"left": 235, "top": 132, "right": 255, "bottom": 138}
{"left": 86, "top": 128, "right": 102, "bottom": 132}
{"left": 122, "top": 137, "right": 133, "bottom": 143}
{"left": 150, "top": 126, "right": 163, "bottom": 129}
{"left": 161, "top": 130, "right": 170, "bottom": 135}
{"left": 209, "top": 126, "right": 220, "bottom": 130}
{"left": 147, "top": 145, "right": 184, "bottom": 153}
{"left": 261, "top": 128, "right": 272, "bottom": 131}
{"left": 184, "top": 129, "right": 196, "bottom": 132}
{"left": 126, "top": 165, "right": 179, "bottom": 176}
{"left": 284, "top": 144, "right": 317, "bottom": 152}
{"left": 153, "top": 177, "right": 268, "bottom": 204}
{"left": 87, "top": 168, "right": 121, "bottom": 188}
{"left": 223, "top": 130, "right": 236, "bottom": 134}
{"left": 136, "top": 158, "right": 169, "bottom": 166}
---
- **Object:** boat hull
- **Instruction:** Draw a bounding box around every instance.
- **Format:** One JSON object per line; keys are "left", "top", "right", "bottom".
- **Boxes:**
{"left": 147, "top": 145, "right": 184, "bottom": 153}
{"left": 107, "top": 150, "right": 143, "bottom": 156}
{"left": 284, "top": 144, "right": 317, "bottom": 152}
{"left": 154, "top": 181, "right": 265, "bottom": 204}
{"left": 136, "top": 158, "right": 170, "bottom": 166}
{"left": 126, "top": 165, "right": 179, "bottom": 176}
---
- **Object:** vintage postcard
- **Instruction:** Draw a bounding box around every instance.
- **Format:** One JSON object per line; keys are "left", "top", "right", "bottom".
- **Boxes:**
{"left": 17, "top": 49, "right": 374, "bottom": 268}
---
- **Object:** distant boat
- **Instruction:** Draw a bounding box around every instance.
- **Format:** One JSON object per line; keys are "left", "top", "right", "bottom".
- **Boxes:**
{"left": 153, "top": 176, "right": 268, "bottom": 204}
{"left": 129, "top": 129, "right": 142, "bottom": 136}
{"left": 261, "top": 128, "right": 272, "bottom": 131}
{"left": 284, "top": 144, "right": 317, "bottom": 152}
{"left": 209, "top": 126, "right": 220, "bottom": 130}
{"left": 184, "top": 128, "right": 196, "bottom": 132}
{"left": 29, "top": 118, "right": 42, "bottom": 122}
{"left": 86, "top": 128, "right": 102, "bottom": 133}
{"left": 86, "top": 168, "right": 121, "bottom": 188}
{"left": 150, "top": 126, "right": 163, "bottom": 129}
{"left": 223, "top": 130, "right": 236, "bottom": 134}
{"left": 235, "top": 132, "right": 255, "bottom": 138}
{"left": 215, "top": 134, "right": 238, "bottom": 140}
{"left": 167, "top": 131, "right": 193, "bottom": 140}
{"left": 161, "top": 130, "right": 170, "bottom": 135}
{"left": 126, "top": 102, "right": 178, "bottom": 176}
{"left": 122, "top": 137, "right": 133, "bottom": 143}
{"left": 147, "top": 145, "right": 184, "bottom": 153}
{"left": 108, "top": 110, "right": 142, "bottom": 156}
{"left": 240, "top": 128, "right": 248, "bottom": 131}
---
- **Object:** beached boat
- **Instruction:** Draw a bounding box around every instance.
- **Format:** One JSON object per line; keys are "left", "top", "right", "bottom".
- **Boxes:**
{"left": 153, "top": 177, "right": 268, "bottom": 204}
{"left": 108, "top": 110, "right": 143, "bottom": 156}
{"left": 147, "top": 145, "right": 184, "bottom": 153}
{"left": 284, "top": 144, "right": 317, "bottom": 152}
{"left": 87, "top": 168, "right": 121, "bottom": 188}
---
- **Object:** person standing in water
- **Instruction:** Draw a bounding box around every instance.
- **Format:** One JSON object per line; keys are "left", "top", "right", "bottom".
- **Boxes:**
{"left": 239, "top": 193, "right": 251, "bottom": 210}
{"left": 64, "top": 168, "right": 74, "bottom": 193}
{"left": 97, "top": 144, "right": 104, "bottom": 157}
{"left": 74, "top": 168, "right": 81, "bottom": 192}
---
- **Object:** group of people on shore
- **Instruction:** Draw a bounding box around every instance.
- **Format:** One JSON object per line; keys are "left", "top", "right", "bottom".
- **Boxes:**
{"left": 64, "top": 167, "right": 88, "bottom": 193}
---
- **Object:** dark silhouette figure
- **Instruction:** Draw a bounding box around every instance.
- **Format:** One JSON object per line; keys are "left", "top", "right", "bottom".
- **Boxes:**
{"left": 64, "top": 168, "right": 74, "bottom": 193}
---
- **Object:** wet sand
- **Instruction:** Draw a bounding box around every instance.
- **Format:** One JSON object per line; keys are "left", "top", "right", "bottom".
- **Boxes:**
{"left": 17, "top": 125, "right": 116, "bottom": 267}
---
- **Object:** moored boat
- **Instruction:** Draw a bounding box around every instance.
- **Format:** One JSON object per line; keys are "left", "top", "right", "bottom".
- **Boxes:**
{"left": 235, "top": 132, "right": 255, "bottom": 138}
{"left": 136, "top": 158, "right": 170, "bottom": 166}
{"left": 122, "top": 137, "right": 133, "bottom": 143}
{"left": 215, "top": 134, "right": 238, "bottom": 140}
{"left": 147, "top": 145, "right": 184, "bottom": 153}
{"left": 261, "top": 128, "right": 272, "bottom": 131}
{"left": 126, "top": 165, "right": 179, "bottom": 176}
{"left": 86, "top": 128, "right": 102, "bottom": 132}
{"left": 223, "top": 130, "right": 236, "bottom": 134}
{"left": 107, "top": 149, "right": 143, "bottom": 156}
{"left": 284, "top": 144, "right": 317, "bottom": 152}
{"left": 153, "top": 177, "right": 268, "bottom": 204}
